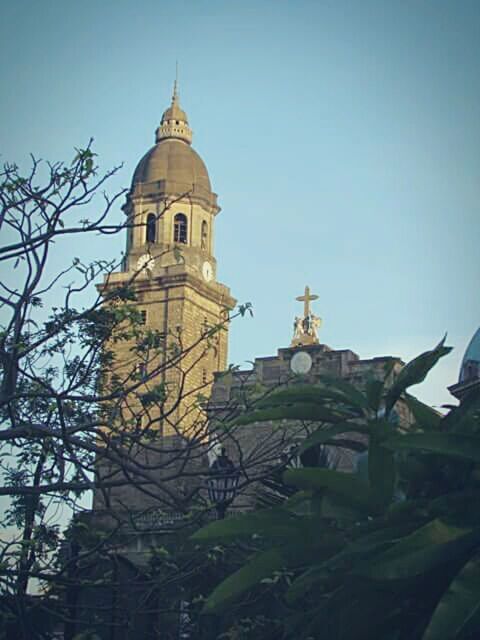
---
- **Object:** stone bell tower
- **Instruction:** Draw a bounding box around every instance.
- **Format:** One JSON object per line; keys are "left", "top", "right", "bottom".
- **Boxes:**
{"left": 102, "top": 81, "right": 236, "bottom": 437}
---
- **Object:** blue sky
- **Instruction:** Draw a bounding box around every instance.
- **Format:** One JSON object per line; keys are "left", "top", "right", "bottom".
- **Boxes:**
{"left": 1, "top": 0, "right": 479, "bottom": 408}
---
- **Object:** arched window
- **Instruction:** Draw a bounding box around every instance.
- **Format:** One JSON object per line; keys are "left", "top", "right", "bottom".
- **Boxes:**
{"left": 201, "top": 220, "right": 208, "bottom": 250}
{"left": 174, "top": 213, "right": 188, "bottom": 244}
{"left": 146, "top": 213, "right": 156, "bottom": 243}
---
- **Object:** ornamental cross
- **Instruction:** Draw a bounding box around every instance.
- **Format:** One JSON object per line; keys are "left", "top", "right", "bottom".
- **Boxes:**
{"left": 296, "top": 285, "right": 319, "bottom": 318}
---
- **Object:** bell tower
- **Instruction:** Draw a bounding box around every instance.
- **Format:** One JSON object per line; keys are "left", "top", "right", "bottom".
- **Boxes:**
{"left": 103, "top": 82, "right": 236, "bottom": 436}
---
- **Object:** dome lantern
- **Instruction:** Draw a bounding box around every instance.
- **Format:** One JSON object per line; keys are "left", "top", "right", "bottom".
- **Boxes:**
{"left": 155, "top": 80, "right": 193, "bottom": 145}
{"left": 129, "top": 82, "right": 218, "bottom": 212}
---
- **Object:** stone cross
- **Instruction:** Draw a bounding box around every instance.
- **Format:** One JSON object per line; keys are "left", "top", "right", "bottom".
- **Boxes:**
{"left": 296, "top": 285, "right": 319, "bottom": 318}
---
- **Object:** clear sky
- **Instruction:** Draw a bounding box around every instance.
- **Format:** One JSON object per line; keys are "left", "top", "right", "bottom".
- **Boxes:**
{"left": 1, "top": 0, "right": 479, "bottom": 409}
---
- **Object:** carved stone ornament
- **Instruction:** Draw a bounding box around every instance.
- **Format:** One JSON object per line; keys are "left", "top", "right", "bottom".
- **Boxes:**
{"left": 291, "top": 285, "right": 322, "bottom": 347}
{"left": 290, "top": 351, "right": 313, "bottom": 374}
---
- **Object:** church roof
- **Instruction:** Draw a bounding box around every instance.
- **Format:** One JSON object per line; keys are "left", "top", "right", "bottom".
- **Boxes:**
{"left": 459, "top": 327, "right": 480, "bottom": 383}
{"left": 131, "top": 81, "right": 212, "bottom": 198}
{"left": 161, "top": 101, "right": 188, "bottom": 124}
{"left": 132, "top": 139, "right": 211, "bottom": 193}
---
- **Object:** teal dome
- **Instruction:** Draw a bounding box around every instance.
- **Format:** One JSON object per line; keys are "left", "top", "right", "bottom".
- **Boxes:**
{"left": 459, "top": 327, "right": 480, "bottom": 383}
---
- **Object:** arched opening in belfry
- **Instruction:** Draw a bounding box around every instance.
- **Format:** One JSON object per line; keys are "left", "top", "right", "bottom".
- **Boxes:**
{"left": 146, "top": 213, "right": 156, "bottom": 243}
{"left": 201, "top": 220, "right": 208, "bottom": 250}
{"left": 174, "top": 213, "right": 188, "bottom": 244}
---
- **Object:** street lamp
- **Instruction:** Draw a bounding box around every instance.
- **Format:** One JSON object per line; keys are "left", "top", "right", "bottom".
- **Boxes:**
{"left": 62, "top": 538, "right": 81, "bottom": 640}
{"left": 177, "top": 452, "right": 238, "bottom": 640}
{"left": 206, "top": 447, "right": 240, "bottom": 519}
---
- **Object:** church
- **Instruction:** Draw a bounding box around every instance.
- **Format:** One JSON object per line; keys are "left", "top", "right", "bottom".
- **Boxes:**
{"left": 76, "top": 82, "right": 480, "bottom": 640}
{"left": 93, "top": 82, "right": 413, "bottom": 522}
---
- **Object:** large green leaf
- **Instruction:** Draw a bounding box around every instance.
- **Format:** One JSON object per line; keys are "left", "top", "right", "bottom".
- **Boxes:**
{"left": 369, "top": 436, "right": 396, "bottom": 508}
{"left": 405, "top": 393, "right": 442, "bottom": 431}
{"left": 202, "top": 535, "right": 341, "bottom": 614}
{"left": 429, "top": 490, "right": 480, "bottom": 527}
{"left": 202, "top": 548, "right": 284, "bottom": 613}
{"left": 348, "top": 521, "right": 425, "bottom": 553}
{"left": 286, "top": 565, "right": 331, "bottom": 603}
{"left": 385, "top": 337, "right": 452, "bottom": 415}
{"left": 384, "top": 433, "right": 480, "bottom": 463}
{"left": 368, "top": 418, "right": 395, "bottom": 440}
{"left": 233, "top": 402, "right": 347, "bottom": 426}
{"left": 317, "top": 375, "right": 369, "bottom": 409}
{"left": 191, "top": 508, "right": 300, "bottom": 542}
{"left": 255, "top": 384, "right": 362, "bottom": 411}
{"left": 386, "top": 497, "right": 431, "bottom": 525}
{"left": 282, "top": 490, "right": 319, "bottom": 514}
{"left": 288, "top": 577, "right": 401, "bottom": 640}
{"left": 297, "top": 422, "right": 368, "bottom": 455}
{"left": 362, "top": 519, "right": 480, "bottom": 581}
{"left": 365, "top": 378, "right": 385, "bottom": 413}
{"left": 287, "top": 522, "right": 420, "bottom": 603}
{"left": 423, "top": 548, "right": 480, "bottom": 640}
{"left": 283, "top": 467, "right": 380, "bottom": 513}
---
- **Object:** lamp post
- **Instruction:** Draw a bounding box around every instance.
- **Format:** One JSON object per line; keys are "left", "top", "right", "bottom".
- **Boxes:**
{"left": 206, "top": 448, "right": 240, "bottom": 519}
{"left": 178, "top": 450, "right": 239, "bottom": 640}
{"left": 177, "top": 452, "right": 238, "bottom": 640}
{"left": 63, "top": 539, "right": 80, "bottom": 640}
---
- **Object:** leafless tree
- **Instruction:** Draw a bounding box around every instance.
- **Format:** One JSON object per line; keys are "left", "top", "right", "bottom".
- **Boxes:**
{"left": 0, "top": 146, "right": 302, "bottom": 639}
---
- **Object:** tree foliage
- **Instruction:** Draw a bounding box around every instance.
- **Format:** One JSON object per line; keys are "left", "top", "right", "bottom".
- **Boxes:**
{"left": 193, "top": 340, "right": 480, "bottom": 640}
{"left": 0, "top": 147, "right": 274, "bottom": 639}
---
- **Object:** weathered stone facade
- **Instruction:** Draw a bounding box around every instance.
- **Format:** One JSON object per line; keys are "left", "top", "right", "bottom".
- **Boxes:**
{"left": 93, "top": 87, "right": 413, "bottom": 519}
{"left": 93, "top": 84, "right": 235, "bottom": 514}
{"left": 81, "top": 84, "right": 423, "bottom": 640}
{"left": 209, "top": 340, "right": 412, "bottom": 509}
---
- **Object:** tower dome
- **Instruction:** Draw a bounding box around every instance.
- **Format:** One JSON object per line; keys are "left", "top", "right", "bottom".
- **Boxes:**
{"left": 130, "top": 82, "right": 216, "bottom": 209}
{"left": 459, "top": 327, "right": 480, "bottom": 383}
{"left": 132, "top": 140, "right": 212, "bottom": 193}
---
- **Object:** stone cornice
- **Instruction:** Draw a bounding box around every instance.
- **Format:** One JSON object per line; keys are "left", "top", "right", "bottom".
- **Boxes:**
{"left": 99, "top": 270, "right": 236, "bottom": 310}
{"left": 124, "top": 181, "right": 220, "bottom": 215}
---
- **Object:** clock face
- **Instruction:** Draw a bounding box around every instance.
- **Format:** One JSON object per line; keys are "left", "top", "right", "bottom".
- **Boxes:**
{"left": 202, "top": 261, "right": 213, "bottom": 282}
{"left": 290, "top": 351, "right": 312, "bottom": 375}
{"left": 136, "top": 254, "right": 155, "bottom": 272}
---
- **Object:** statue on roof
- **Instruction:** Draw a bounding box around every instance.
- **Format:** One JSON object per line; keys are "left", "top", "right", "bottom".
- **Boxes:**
{"left": 293, "top": 316, "right": 304, "bottom": 341}
{"left": 291, "top": 286, "right": 322, "bottom": 347}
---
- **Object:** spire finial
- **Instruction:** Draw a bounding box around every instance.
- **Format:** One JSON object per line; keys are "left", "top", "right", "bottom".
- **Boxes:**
{"left": 172, "top": 61, "right": 179, "bottom": 104}
{"left": 156, "top": 69, "right": 193, "bottom": 145}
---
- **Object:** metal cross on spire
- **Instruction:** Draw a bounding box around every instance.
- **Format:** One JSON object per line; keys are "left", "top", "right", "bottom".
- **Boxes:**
{"left": 296, "top": 285, "right": 319, "bottom": 318}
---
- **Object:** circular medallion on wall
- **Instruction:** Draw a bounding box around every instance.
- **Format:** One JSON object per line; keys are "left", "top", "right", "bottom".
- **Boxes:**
{"left": 290, "top": 351, "right": 313, "bottom": 375}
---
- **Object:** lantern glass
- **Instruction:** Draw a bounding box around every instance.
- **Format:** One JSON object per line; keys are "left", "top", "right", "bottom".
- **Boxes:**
{"left": 206, "top": 473, "right": 239, "bottom": 506}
